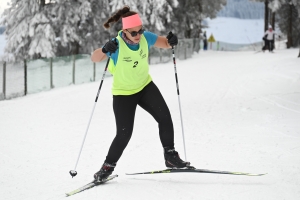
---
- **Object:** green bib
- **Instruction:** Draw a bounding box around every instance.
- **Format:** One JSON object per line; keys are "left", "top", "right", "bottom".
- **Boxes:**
{"left": 108, "top": 33, "right": 152, "bottom": 95}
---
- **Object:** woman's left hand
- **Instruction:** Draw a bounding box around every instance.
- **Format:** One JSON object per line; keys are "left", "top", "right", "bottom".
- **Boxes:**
{"left": 167, "top": 32, "right": 178, "bottom": 46}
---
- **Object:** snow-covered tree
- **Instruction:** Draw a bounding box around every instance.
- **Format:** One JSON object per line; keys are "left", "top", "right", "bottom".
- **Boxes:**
{"left": 250, "top": 0, "right": 299, "bottom": 53}
{"left": 109, "top": 0, "right": 138, "bottom": 13}
{"left": 138, "top": 0, "right": 178, "bottom": 35}
{"left": 82, "top": 0, "right": 110, "bottom": 54}
{"left": 268, "top": 0, "right": 299, "bottom": 49}
{"left": 290, "top": 0, "right": 300, "bottom": 57}
{"left": 0, "top": 0, "right": 56, "bottom": 62}
{"left": 250, "top": 0, "right": 273, "bottom": 31}
{"left": 171, "top": 0, "right": 226, "bottom": 38}
{"left": 94, "top": 0, "right": 219, "bottom": 48}
{"left": 49, "top": 0, "right": 118, "bottom": 55}
{"left": 292, "top": 0, "right": 300, "bottom": 16}
{"left": 49, "top": 0, "right": 91, "bottom": 56}
{"left": 105, "top": 0, "right": 177, "bottom": 36}
{"left": 202, "top": 0, "right": 227, "bottom": 20}
{"left": 103, "top": 0, "right": 140, "bottom": 37}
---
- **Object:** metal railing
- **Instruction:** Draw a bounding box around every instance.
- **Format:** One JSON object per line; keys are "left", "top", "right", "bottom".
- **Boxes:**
{"left": 1, "top": 38, "right": 261, "bottom": 101}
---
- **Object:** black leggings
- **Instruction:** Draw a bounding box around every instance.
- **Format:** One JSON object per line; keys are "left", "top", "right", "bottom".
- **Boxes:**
{"left": 105, "top": 81, "right": 174, "bottom": 164}
{"left": 262, "top": 39, "right": 274, "bottom": 51}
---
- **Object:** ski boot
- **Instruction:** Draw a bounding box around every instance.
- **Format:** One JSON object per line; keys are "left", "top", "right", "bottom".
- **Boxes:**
{"left": 164, "top": 147, "right": 192, "bottom": 169}
{"left": 94, "top": 162, "right": 116, "bottom": 182}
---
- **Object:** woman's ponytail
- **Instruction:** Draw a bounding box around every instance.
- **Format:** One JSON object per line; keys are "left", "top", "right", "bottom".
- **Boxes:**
{"left": 103, "top": 6, "right": 137, "bottom": 29}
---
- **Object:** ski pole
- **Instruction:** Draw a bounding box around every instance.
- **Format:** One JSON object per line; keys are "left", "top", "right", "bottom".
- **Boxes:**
{"left": 169, "top": 35, "right": 187, "bottom": 161}
{"left": 69, "top": 55, "right": 110, "bottom": 178}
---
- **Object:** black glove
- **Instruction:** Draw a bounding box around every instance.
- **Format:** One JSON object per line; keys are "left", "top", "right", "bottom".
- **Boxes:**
{"left": 167, "top": 32, "right": 178, "bottom": 46}
{"left": 262, "top": 35, "right": 267, "bottom": 41}
{"left": 102, "top": 39, "right": 118, "bottom": 54}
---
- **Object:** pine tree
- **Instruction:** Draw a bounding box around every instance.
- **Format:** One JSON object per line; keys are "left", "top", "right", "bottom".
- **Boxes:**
{"left": 49, "top": 0, "right": 91, "bottom": 56}
{"left": 137, "top": 0, "right": 177, "bottom": 35}
{"left": 76, "top": 0, "right": 110, "bottom": 54}
{"left": 269, "top": 0, "right": 299, "bottom": 49}
{"left": 251, "top": 0, "right": 299, "bottom": 54}
{"left": 51, "top": 0, "right": 114, "bottom": 55}
{"left": 107, "top": 0, "right": 138, "bottom": 35}
{"left": 105, "top": 0, "right": 176, "bottom": 36}
{"left": 170, "top": 0, "right": 226, "bottom": 39}
{"left": 48, "top": 0, "right": 121, "bottom": 55}
{"left": 198, "top": 0, "right": 227, "bottom": 38}
{"left": 109, "top": 0, "right": 138, "bottom": 13}
{"left": 290, "top": 0, "right": 300, "bottom": 57}
{"left": 1, "top": 0, "right": 56, "bottom": 61}
{"left": 250, "top": 0, "right": 273, "bottom": 31}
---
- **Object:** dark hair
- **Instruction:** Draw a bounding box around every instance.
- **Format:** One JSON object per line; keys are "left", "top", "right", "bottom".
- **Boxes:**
{"left": 103, "top": 6, "right": 138, "bottom": 29}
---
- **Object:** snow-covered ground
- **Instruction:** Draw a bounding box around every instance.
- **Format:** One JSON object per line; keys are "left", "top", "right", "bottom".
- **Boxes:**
{"left": 1, "top": 48, "right": 300, "bottom": 199}
{"left": 204, "top": 17, "right": 265, "bottom": 44}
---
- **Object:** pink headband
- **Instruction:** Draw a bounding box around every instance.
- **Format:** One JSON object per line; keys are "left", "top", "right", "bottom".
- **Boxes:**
{"left": 122, "top": 14, "right": 142, "bottom": 29}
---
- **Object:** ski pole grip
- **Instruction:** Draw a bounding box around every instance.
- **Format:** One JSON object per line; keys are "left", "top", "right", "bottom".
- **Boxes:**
{"left": 167, "top": 31, "right": 173, "bottom": 40}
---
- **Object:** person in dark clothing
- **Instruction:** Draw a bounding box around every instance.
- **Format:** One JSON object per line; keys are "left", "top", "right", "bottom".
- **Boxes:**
{"left": 203, "top": 31, "right": 208, "bottom": 50}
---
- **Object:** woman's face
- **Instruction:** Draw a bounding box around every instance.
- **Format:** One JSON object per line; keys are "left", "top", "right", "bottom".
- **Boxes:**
{"left": 124, "top": 25, "right": 143, "bottom": 43}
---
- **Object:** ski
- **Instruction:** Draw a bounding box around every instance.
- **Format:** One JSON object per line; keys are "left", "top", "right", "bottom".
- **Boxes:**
{"left": 66, "top": 175, "right": 118, "bottom": 197}
{"left": 126, "top": 168, "right": 266, "bottom": 176}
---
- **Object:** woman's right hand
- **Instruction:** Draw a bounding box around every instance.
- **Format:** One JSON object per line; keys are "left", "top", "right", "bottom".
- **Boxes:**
{"left": 91, "top": 39, "right": 118, "bottom": 62}
{"left": 102, "top": 39, "right": 118, "bottom": 54}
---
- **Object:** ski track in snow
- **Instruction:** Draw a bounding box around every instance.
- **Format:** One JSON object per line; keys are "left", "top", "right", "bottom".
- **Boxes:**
{"left": 1, "top": 48, "right": 300, "bottom": 200}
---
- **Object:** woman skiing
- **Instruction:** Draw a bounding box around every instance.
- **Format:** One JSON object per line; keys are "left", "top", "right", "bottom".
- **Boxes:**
{"left": 91, "top": 6, "right": 191, "bottom": 182}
